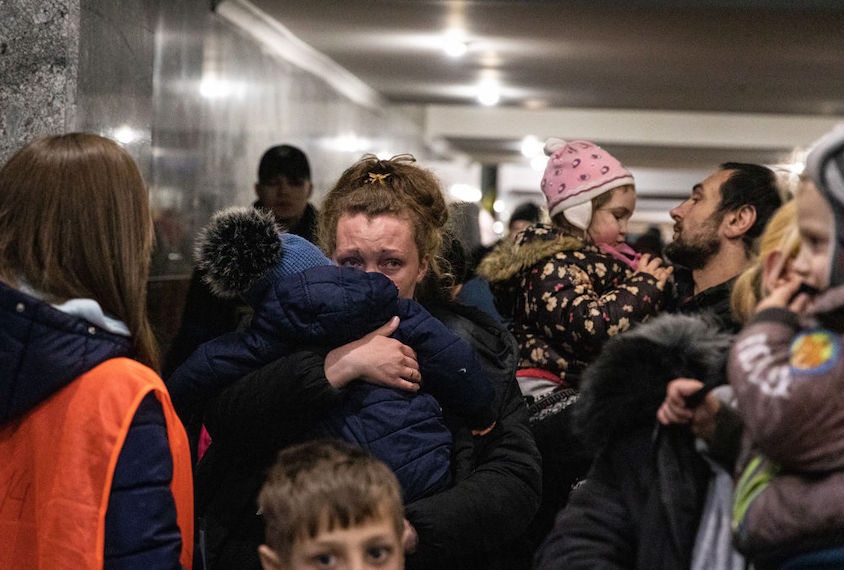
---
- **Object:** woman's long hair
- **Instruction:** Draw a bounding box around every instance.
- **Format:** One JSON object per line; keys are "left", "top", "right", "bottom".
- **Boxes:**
{"left": 0, "top": 133, "right": 159, "bottom": 369}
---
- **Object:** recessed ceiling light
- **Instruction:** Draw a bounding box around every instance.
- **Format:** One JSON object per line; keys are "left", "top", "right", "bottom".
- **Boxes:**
{"left": 444, "top": 38, "right": 468, "bottom": 58}
{"left": 531, "top": 155, "right": 548, "bottom": 171}
{"left": 477, "top": 82, "right": 500, "bottom": 106}
{"left": 443, "top": 29, "right": 468, "bottom": 58}
{"left": 520, "top": 135, "right": 543, "bottom": 158}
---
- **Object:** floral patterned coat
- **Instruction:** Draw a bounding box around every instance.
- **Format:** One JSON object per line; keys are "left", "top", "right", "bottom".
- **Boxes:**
{"left": 477, "top": 223, "right": 665, "bottom": 387}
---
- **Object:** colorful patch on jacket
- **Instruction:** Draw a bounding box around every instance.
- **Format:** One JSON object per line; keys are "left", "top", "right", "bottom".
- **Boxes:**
{"left": 790, "top": 330, "right": 840, "bottom": 374}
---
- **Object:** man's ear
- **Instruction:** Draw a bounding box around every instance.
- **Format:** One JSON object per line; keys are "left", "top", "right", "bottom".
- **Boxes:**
{"left": 258, "top": 544, "right": 284, "bottom": 570}
{"left": 306, "top": 180, "right": 314, "bottom": 199}
{"left": 723, "top": 205, "right": 756, "bottom": 239}
{"left": 255, "top": 182, "right": 264, "bottom": 200}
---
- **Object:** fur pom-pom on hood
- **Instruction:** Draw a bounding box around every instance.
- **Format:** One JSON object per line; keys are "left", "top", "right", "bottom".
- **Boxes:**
{"left": 194, "top": 207, "right": 282, "bottom": 298}
{"left": 573, "top": 313, "right": 734, "bottom": 453}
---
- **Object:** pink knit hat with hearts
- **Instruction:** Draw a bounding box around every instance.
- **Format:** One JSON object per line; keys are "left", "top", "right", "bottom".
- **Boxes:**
{"left": 540, "top": 138, "right": 635, "bottom": 230}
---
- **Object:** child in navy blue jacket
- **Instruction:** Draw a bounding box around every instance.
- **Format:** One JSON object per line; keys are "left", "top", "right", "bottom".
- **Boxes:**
{"left": 167, "top": 207, "right": 494, "bottom": 502}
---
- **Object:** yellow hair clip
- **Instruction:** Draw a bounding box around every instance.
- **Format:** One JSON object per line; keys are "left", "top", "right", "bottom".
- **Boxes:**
{"left": 366, "top": 172, "right": 391, "bottom": 184}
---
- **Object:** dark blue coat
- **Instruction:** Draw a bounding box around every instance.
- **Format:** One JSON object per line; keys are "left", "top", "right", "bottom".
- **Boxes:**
{"left": 0, "top": 281, "right": 182, "bottom": 568}
{"left": 167, "top": 265, "right": 494, "bottom": 502}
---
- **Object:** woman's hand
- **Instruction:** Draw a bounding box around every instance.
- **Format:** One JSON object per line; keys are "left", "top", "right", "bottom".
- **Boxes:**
{"left": 634, "top": 253, "right": 673, "bottom": 289}
{"left": 657, "top": 378, "right": 720, "bottom": 440}
{"left": 324, "top": 316, "right": 422, "bottom": 391}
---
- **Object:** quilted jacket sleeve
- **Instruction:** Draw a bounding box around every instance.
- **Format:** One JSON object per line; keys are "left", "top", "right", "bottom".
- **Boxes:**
{"left": 202, "top": 349, "right": 344, "bottom": 449}
{"left": 165, "top": 329, "right": 291, "bottom": 420}
{"left": 394, "top": 298, "right": 495, "bottom": 428}
{"left": 524, "top": 254, "right": 662, "bottom": 360}
{"left": 105, "top": 393, "right": 182, "bottom": 569}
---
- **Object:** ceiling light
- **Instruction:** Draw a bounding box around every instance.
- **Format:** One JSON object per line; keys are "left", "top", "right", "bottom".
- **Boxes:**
{"left": 443, "top": 29, "right": 468, "bottom": 58}
{"left": 520, "top": 135, "right": 543, "bottom": 158}
{"left": 444, "top": 38, "right": 468, "bottom": 58}
{"left": 477, "top": 82, "right": 500, "bottom": 106}
{"left": 493, "top": 220, "right": 505, "bottom": 235}
{"left": 531, "top": 155, "right": 548, "bottom": 171}
{"left": 493, "top": 199, "right": 505, "bottom": 213}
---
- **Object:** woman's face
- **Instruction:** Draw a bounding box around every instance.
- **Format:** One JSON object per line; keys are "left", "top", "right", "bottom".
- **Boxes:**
{"left": 332, "top": 213, "right": 429, "bottom": 299}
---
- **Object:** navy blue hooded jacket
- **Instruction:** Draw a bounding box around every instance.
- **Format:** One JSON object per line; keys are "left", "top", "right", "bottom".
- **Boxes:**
{"left": 167, "top": 265, "right": 494, "bottom": 502}
{"left": 0, "top": 281, "right": 183, "bottom": 568}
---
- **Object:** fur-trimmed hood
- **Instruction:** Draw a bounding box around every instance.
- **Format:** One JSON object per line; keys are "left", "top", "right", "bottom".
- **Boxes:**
{"left": 476, "top": 224, "right": 584, "bottom": 319}
{"left": 573, "top": 313, "right": 734, "bottom": 453}
{"left": 476, "top": 223, "right": 584, "bottom": 284}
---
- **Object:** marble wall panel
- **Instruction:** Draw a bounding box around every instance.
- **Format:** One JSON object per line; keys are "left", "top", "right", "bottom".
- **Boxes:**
{"left": 1, "top": 0, "right": 429, "bottom": 353}
{"left": 0, "top": 0, "right": 79, "bottom": 163}
{"left": 1, "top": 0, "right": 428, "bottom": 276}
{"left": 149, "top": 0, "right": 428, "bottom": 277}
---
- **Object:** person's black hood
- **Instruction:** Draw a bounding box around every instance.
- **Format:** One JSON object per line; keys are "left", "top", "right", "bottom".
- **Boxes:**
{"left": 573, "top": 313, "right": 734, "bottom": 453}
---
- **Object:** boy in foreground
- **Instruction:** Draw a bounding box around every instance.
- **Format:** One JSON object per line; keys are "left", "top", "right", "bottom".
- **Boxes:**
{"left": 257, "top": 440, "right": 412, "bottom": 570}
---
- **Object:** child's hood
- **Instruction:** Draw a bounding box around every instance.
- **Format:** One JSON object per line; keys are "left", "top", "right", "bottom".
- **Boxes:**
{"left": 806, "top": 124, "right": 844, "bottom": 288}
{"left": 250, "top": 265, "right": 402, "bottom": 346}
{"left": 573, "top": 313, "right": 733, "bottom": 453}
{"left": 476, "top": 223, "right": 583, "bottom": 284}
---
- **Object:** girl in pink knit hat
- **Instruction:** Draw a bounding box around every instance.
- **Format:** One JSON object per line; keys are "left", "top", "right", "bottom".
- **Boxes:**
{"left": 476, "top": 137, "right": 672, "bottom": 539}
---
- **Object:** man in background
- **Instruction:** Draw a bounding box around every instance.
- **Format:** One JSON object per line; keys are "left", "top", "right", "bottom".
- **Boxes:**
{"left": 163, "top": 144, "right": 317, "bottom": 378}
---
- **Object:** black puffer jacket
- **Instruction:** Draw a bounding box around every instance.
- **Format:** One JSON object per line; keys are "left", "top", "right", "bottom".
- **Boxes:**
{"left": 193, "top": 349, "right": 342, "bottom": 569}
{"left": 535, "top": 314, "right": 733, "bottom": 569}
{"left": 408, "top": 301, "right": 542, "bottom": 570}
{"left": 193, "top": 303, "right": 542, "bottom": 570}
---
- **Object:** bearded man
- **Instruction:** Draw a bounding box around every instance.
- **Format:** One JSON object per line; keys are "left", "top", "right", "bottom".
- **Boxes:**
{"left": 664, "top": 162, "right": 782, "bottom": 332}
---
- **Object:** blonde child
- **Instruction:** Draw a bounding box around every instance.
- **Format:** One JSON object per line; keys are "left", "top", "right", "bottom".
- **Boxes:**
{"left": 728, "top": 126, "right": 844, "bottom": 568}
{"left": 257, "top": 440, "right": 410, "bottom": 570}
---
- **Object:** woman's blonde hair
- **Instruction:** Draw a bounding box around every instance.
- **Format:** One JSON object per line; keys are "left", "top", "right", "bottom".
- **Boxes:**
{"left": 730, "top": 199, "right": 799, "bottom": 324}
{"left": 0, "top": 133, "right": 158, "bottom": 369}
{"left": 318, "top": 154, "right": 449, "bottom": 284}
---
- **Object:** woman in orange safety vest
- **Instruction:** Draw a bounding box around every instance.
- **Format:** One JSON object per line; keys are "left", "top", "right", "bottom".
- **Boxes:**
{"left": 0, "top": 133, "right": 193, "bottom": 569}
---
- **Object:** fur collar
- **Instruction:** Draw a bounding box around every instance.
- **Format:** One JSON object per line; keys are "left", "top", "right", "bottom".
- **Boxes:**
{"left": 573, "top": 313, "right": 734, "bottom": 453}
{"left": 477, "top": 224, "right": 583, "bottom": 283}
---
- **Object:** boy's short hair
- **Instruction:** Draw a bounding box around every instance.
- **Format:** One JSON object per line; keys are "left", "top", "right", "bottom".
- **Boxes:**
{"left": 258, "top": 440, "right": 404, "bottom": 563}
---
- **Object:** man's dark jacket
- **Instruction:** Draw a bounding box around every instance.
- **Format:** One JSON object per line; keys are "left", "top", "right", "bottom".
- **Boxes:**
{"left": 534, "top": 314, "right": 734, "bottom": 569}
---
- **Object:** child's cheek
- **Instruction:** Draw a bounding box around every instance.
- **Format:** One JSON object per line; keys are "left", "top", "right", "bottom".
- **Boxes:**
{"left": 590, "top": 218, "right": 617, "bottom": 246}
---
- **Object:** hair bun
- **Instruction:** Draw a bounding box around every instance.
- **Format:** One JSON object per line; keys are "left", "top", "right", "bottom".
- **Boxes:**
{"left": 544, "top": 137, "right": 568, "bottom": 156}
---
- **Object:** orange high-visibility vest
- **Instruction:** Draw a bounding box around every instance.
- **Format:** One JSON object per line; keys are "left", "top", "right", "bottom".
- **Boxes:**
{"left": 0, "top": 357, "right": 193, "bottom": 569}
